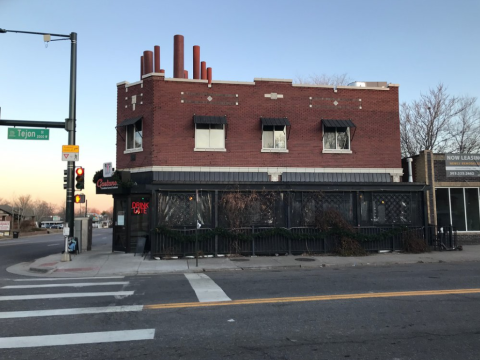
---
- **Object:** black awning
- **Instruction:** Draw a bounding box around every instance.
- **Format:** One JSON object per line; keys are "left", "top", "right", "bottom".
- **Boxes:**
{"left": 193, "top": 115, "right": 227, "bottom": 125}
{"left": 117, "top": 116, "right": 142, "bottom": 127}
{"left": 322, "top": 119, "right": 356, "bottom": 128}
{"left": 261, "top": 118, "right": 291, "bottom": 126}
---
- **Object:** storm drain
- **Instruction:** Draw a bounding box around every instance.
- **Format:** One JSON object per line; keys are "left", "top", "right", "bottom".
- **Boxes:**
{"left": 295, "top": 258, "right": 316, "bottom": 262}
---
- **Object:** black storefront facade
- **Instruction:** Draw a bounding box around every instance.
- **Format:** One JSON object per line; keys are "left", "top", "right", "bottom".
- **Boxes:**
{"left": 97, "top": 170, "right": 427, "bottom": 257}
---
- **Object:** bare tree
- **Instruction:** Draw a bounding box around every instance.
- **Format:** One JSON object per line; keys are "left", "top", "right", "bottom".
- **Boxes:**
{"left": 55, "top": 203, "right": 66, "bottom": 221}
{"left": 12, "top": 194, "right": 32, "bottom": 221}
{"left": 400, "top": 83, "right": 471, "bottom": 157}
{"left": 295, "top": 73, "right": 352, "bottom": 87}
{"left": 445, "top": 97, "right": 480, "bottom": 153}
{"left": 32, "top": 200, "right": 56, "bottom": 225}
{"left": 104, "top": 206, "right": 113, "bottom": 220}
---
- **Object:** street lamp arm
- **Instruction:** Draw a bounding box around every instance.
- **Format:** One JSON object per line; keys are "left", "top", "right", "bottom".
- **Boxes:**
{"left": 0, "top": 28, "right": 71, "bottom": 38}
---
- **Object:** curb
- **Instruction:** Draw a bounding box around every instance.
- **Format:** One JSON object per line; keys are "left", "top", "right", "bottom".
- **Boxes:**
{"left": 29, "top": 266, "right": 54, "bottom": 274}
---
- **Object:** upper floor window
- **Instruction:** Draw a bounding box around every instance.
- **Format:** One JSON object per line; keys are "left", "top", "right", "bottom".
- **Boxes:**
{"left": 263, "top": 125, "right": 286, "bottom": 149}
{"left": 194, "top": 115, "right": 227, "bottom": 151}
{"left": 195, "top": 123, "right": 225, "bottom": 149}
{"left": 324, "top": 126, "right": 350, "bottom": 150}
{"left": 126, "top": 120, "right": 142, "bottom": 151}
{"left": 322, "top": 119, "right": 356, "bottom": 153}
{"left": 117, "top": 116, "right": 143, "bottom": 153}
{"left": 261, "top": 118, "right": 290, "bottom": 152}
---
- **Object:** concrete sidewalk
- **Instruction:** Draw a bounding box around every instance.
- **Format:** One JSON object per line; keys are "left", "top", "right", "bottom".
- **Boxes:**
{"left": 6, "top": 242, "right": 480, "bottom": 278}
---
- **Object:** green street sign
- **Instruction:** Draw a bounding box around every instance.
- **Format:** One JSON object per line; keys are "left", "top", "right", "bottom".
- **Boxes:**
{"left": 7, "top": 128, "right": 50, "bottom": 140}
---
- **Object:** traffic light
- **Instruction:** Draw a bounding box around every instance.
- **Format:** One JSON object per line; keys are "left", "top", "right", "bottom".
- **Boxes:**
{"left": 75, "top": 167, "right": 85, "bottom": 190}
{"left": 74, "top": 194, "right": 85, "bottom": 203}
{"left": 63, "top": 169, "right": 68, "bottom": 190}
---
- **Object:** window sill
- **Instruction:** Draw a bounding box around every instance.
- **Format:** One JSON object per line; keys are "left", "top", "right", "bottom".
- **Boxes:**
{"left": 261, "top": 148, "right": 289, "bottom": 153}
{"left": 322, "top": 149, "right": 352, "bottom": 154}
{"left": 124, "top": 148, "right": 143, "bottom": 154}
{"left": 194, "top": 148, "right": 227, "bottom": 152}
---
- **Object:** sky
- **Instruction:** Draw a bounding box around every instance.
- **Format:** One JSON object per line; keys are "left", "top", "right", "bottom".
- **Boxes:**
{"left": 0, "top": 0, "right": 479, "bottom": 213}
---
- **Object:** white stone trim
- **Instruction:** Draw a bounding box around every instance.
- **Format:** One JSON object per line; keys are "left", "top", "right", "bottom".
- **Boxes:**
{"left": 123, "top": 148, "right": 143, "bottom": 154}
{"left": 254, "top": 78, "right": 293, "bottom": 83}
{"left": 194, "top": 148, "right": 227, "bottom": 152}
{"left": 322, "top": 149, "right": 353, "bottom": 154}
{"left": 123, "top": 166, "right": 403, "bottom": 177}
{"left": 261, "top": 148, "right": 289, "bottom": 153}
{"left": 292, "top": 84, "right": 335, "bottom": 89}
{"left": 142, "top": 72, "right": 165, "bottom": 79}
{"left": 388, "top": 84, "right": 400, "bottom": 87}
{"left": 264, "top": 93, "right": 284, "bottom": 99}
{"left": 125, "top": 80, "right": 143, "bottom": 88}
{"left": 211, "top": 80, "right": 255, "bottom": 85}
{"left": 336, "top": 85, "right": 389, "bottom": 91}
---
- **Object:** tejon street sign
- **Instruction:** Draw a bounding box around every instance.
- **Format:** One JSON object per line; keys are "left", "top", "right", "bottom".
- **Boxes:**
{"left": 8, "top": 128, "right": 49, "bottom": 140}
{"left": 62, "top": 145, "right": 79, "bottom": 161}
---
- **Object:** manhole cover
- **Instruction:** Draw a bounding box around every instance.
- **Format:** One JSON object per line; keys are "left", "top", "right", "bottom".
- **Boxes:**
{"left": 229, "top": 258, "right": 250, "bottom": 262}
{"left": 295, "top": 258, "right": 315, "bottom": 262}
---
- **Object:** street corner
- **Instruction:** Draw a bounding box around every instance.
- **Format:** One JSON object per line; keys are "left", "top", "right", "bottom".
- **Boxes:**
{"left": 29, "top": 261, "right": 59, "bottom": 274}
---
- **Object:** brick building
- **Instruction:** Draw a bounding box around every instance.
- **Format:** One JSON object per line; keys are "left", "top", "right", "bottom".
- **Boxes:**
{"left": 99, "top": 35, "right": 425, "bottom": 254}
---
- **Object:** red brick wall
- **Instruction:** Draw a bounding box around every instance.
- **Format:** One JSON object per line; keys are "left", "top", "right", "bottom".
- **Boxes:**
{"left": 117, "top": 77, "right": 401, "bottom": 170}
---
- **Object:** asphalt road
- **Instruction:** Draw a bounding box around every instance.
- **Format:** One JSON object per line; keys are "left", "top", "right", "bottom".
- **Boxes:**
{"left": 1, "top": 231, "right": 480, "bottom": 359}
{"left": 0, "top": 229, "right": 110, "bottom": 278}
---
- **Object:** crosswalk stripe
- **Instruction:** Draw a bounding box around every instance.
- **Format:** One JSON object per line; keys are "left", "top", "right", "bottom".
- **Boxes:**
{"left": 2, "top": 281, "right": 129, "bottom": 289}
{"left": 184, "top": 273, "right": 231, "bottom": 302}
{"left": 0, "top": 291, "right": 134, "bottom": 301}
{"left": 13, "top": 276, "right": 125, "bottom": 281}
{"left": 0, "top": 305, "right": 144, "bottom": 319}
{"left": 0, "top": 329, "right": 156, "bottom": 349}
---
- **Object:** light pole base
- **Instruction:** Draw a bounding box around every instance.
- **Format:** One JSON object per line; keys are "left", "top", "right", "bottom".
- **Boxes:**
{"left": 61, "top": 253, "right": 71, "bottom": 262}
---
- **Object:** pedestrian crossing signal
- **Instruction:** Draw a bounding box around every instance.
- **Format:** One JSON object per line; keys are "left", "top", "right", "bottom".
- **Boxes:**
{"left": 74, "top": 194, "right": 85, "bottom": 203}
{"left": 75, "top": 167, "right": 85, "bottom": 190}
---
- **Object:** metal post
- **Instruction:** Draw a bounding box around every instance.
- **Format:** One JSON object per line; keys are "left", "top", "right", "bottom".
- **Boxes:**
{"left": 0, "top": 29, "right": 78, "bottom": 261}
{"left": 63, "top": 32, "right": 77, "bottom": 262}
{"left": 195, "top": 189, "right": 199, "bottom": 267}
{"left": 252, "top": 225, "right": 255, "bottom": 256}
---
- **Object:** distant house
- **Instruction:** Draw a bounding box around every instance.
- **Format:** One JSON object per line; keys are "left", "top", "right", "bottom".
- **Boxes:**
{"left": 0, "top": 204, "right": 35, "bottom": 222}
{"left": 0, "top": 204, "right": 36, "bottom": 234}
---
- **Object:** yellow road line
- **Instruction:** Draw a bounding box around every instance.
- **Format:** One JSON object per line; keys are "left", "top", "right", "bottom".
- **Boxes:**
{"left": 144, "top": 288, "right": 480, "bottom": 310}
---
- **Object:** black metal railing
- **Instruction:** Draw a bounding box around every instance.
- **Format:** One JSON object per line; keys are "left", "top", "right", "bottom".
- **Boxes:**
{"left": 151, "top": 225, "right": 427, "bottom": 258}
{"left": 427, "top": 225, "right": 457, "bottom": 250}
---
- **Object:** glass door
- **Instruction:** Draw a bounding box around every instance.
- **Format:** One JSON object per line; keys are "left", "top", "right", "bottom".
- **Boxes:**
{"left": 130, "top": 196, "right": 150, "bottom": 253}
{"left": 113, "top": 197, "right": 128, "bottom": 252}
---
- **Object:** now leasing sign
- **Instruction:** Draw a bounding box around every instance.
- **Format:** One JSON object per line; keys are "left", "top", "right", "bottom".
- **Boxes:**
{"left": 8, "top": 128, "right": 49, "bottom": 140}
{"left": 445, "top": 153, "right": 480, "bottom": 177}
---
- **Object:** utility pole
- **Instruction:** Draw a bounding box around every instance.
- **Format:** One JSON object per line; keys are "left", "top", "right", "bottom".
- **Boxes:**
{"left": 0, "top": 28, "right": 77, "bottom": 261}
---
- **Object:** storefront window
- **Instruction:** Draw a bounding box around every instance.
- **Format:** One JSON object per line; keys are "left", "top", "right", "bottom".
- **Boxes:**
{"left": 435, "top": 188, "right": 450, "bottom": 228}
{"left": 465, "top": 188, "right": 480, "bottom": 231}
{"left": 436, "top": 188, "right": 480, "bottom": 231}
{"left": 450, "top": 189, "right": 466, "bottom": 231}
{"left": 157, "top": 192, "right": 212, "bottom": 228}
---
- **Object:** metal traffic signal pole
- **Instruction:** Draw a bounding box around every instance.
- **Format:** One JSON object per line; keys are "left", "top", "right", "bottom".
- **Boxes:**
{"left": 0, "top": 29, "right": 77, "bottom": 261}
{"left": 65, "top": 32, "right": 77, "bottom": 261}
